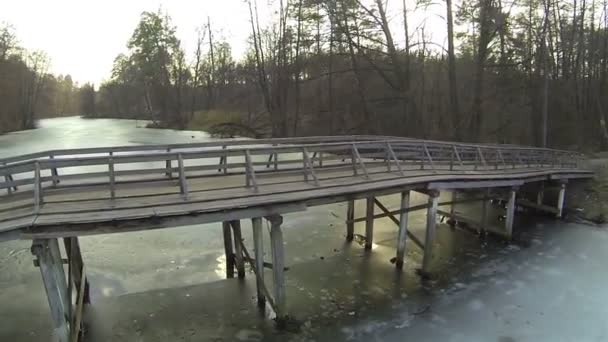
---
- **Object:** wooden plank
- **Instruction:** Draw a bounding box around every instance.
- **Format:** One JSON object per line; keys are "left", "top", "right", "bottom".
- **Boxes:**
{"left": 178, "top": 154, "right": 188, "bottom": 198}
{"left": 222, "top": 222, "right": 235, "bottom": 279}
{"left": 556, "top": 183, "right": 566, "bottom": 218}
{"left": 31, "top": 239, "right": 70, "bottom": 342}
{"left": 517, "top": 198, "right": 559, "bottom": 215}
{"left": 422, "top": 192, "right": 439, "bottom": 274}
{"left": 395, "top": 191, "right": 410, "bottom": 270}
{"left": 365, "top": 197, "right": 374, "bottom": 250}
{"left": 230, "top": 220, "right": 246, "bottom": 278}
{"left": 346, "top": 200, "right": 355, "bottom": 242}
{"left": 268, "top": 215, "right": 287, "bottom": 320}
{"left": 371, "top": 198, "right": 425, "bottom": 250}
{"left": 505, "top": 188, "right": 517, "bottom": 239}
{"left": 251, "top": 217, "right": 265, "bottom": 306}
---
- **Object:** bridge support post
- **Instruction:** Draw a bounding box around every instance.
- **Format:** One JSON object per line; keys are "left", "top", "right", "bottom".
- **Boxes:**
{"left": 480, "top": 189, "right": 489, "bottom": 234}
{"left": 63, "top": 237, "right": 90, "bottom": 304}
{"left": 268, "top": 215, "right": 287, "bottom": 322}
{"left": 556, "top": 182, "right": 566, "bottom": 218}
{"left": 447, "top": 191, "right": 457, "bottom": 228}
{"left": 346, "top": 199, "right": 355, "bottom": 242}
{"left": 251, "top": 217, "right": 265, "bottom": 307}
{"left": 395, "top": 191, "right": 410, "bottom": 270}
{"left": 365, "top": 197, "right": 374, "bottom": 250}
{"left": 222, "top": 222, "right": 235, "bottom": 279}
{"left": 230, "top": 220, "right": 246, "bottom": 279}
{"left": 505, "top": 187, "right": 517, "bottom": 239}
{"left": 421, "top": 190, "right": 439, "bottom": 275}
{"left": 31, "top": 239, "right": 70, "bottom": 342}
{"left": 536, "top": 182, "right": 545, "bottom": 205}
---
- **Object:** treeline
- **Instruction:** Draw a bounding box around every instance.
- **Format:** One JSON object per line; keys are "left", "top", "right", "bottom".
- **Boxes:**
{"left": 88, "top": 0, "right": 608, "bottom": 149}
{"left": 0, "top": 23, "right": 94, "bottom": 133}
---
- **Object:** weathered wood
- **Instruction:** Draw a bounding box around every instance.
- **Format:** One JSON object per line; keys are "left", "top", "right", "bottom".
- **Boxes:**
{"left": 449, "top": 191, "right": 457, "bottom": 220}
{"left": 346, "top": 199, "right": 355, "bottom": 242}
{"left": 395, "top": 191, "right": 410, "bottom": 270}
{"left": 505, "top": 188, "right": 517, "bottom": 239}
{"left": 517, "top": 198, "right": 559, "bottom": 215}
{"left": 481, "top": 189, "right": 489, "bottom": 231}
{"left": 70, "top": 264, "right": 86, "bottom": 342}
{"left": 31, "top": 239, "right": 70, "bottom": 342}
{"left": 63, "top": 237, "right": 90, "bottom": 304}
{"left": 245, "top": 150, "right": 259, "bottom": 192}
{"left": 50, "top": 155, "right": 59, "bottom": 187}
{"left": 556, "top": 183, "right": 566, "bottom": 218}
{"left": 251, "top": 217, "right": 265, "bottom": 306}
{"left": 422, "top": 191, "right": 439, "bottom": 274}
{"left": 108, "top": 157, "right": 116, "bottom": 199}
{"left": 268, "top": 215, "right": 287, "bottom": 320}
{"left": 365, "top": 197, "right": 374, "bottom": 250}
{"left": 352, "top": 144, "right": 370, "bottom": 179}
{"left": 371, "top": 198, "right": 425, "bottom": 250}
{"left": 230, "top": 220, "right": 246, "bottom": 278}
{"left": 222, "top": 222, "right": 235, "bottom": 279}
{"left": 34, "top": 161, "right": 43, "bottom": 213}
{"left": 301, "top": 147, "right": 319, "bottom": 186}
{"left": 165, "top": 148, "right": 173, "bottom": 178}
{"left": 178, "top": 153, "right": 188, "bottom": 198}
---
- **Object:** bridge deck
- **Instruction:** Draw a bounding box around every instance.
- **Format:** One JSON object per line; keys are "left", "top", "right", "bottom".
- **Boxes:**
{"left": 0, "top": 136, "right": 592, "bottom": 239}
{"left": 1, "top": 136, "right": 594, "bottom": 341}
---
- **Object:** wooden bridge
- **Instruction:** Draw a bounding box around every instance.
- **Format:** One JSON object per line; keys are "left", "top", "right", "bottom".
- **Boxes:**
{"left": 0, "top": 135, "right": 593, "bottom": 341}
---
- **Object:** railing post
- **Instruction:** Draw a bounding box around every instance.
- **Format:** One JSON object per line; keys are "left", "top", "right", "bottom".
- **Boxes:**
{"left": 178, "top": 153, "right": 189, "bottom": 198}
{"left": 34, "top": 161, "right": 43, "bottom": 213}
{"left": 165, "top": 148, "right": 172, "bottom": 178}
{"left": 449, "top": 146, "right": 454, "bottom": 171}
{"left": 244, "top": 150, "right": 259, "bottom": 192}
{"left": 50, "top": 154, "right": 59, "bottom": 186}
{"left": 109, "top": 156, "right": 116, "bottom": 199}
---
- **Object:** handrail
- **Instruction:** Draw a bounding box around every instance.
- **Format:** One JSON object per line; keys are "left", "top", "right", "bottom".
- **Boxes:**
{"left": 0, "top": 135, "right": 585, "bottom": 166}
{"left": 0, "top": 138, "right": 585, "bottom": 199}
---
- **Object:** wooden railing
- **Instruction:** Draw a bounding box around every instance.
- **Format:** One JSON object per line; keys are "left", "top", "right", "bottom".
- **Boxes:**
{"left": 0, "top": 137, "right": 585, "bottom": 210}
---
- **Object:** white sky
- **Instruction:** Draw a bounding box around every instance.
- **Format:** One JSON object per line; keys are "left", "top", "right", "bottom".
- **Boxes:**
{"left": 0, "top": 0, "right": 447, "bottom": 85}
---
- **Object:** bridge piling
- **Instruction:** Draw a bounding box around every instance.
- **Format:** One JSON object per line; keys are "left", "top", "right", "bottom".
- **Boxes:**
{"left": 346, "top": 200, "right": 355, "bottom": 242}
{"left": 536, "top": 182, "right": 545, "bottom": 205}
{"left": 251, "top": 217, "right": 265, "bottom": 307}
{"left": 556, "top": 182, "right": 567, "bottom": 218}
{"left": 422, "top": 191, "right": 440, "bottom": 274}
{"left": 395, "top": 191, "right": 410, "bottom": 270}
{"left": 505, "top": 187, "right": 518, "bottom": 239}
{"left": 230, "top": 220, "right": 246, "bottom": 279}
{"left": 268, "top": 215, "right": 287, "bottom": 322}
{"left": 222, "top": 222, "right": 235, "bottom": 279}
{"left": 31, "top": 239, "right": 70, "bottom": 342}
{"left": 365, "top": 197, "right": 375, "bottom": 250}
{"left": 480, "top": 189, "right": 489, "bottom": 234}
{"left": 63, "top": 237, "right": 90, "bottom": 304}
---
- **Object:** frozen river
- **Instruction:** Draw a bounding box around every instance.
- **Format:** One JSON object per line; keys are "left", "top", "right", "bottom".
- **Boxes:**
{"left": 0, "top": 117, "right": 606, "bottom": 342}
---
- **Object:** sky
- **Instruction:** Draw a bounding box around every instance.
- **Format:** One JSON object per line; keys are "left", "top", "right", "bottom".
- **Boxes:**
{"left": 0, "top": 0, "right": 446, "bottom": 85}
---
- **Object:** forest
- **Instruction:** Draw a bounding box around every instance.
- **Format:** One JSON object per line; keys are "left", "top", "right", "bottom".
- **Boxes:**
{"left": 0, "top": 23, "right": 93, "bottom": 133}
{"left": 2, "top": 0, "right": 608, "bottom": 151}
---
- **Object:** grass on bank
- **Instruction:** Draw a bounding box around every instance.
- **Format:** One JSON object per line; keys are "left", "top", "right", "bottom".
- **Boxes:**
{"left": 186, "top": 110, "right": 243, "bottom": 132}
